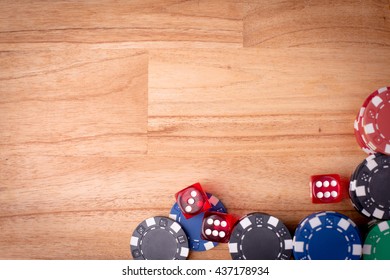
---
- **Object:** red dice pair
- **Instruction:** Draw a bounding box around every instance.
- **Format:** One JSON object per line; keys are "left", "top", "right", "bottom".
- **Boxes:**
{"left": 175, "top": 183, "right": 238, "bottom": 243}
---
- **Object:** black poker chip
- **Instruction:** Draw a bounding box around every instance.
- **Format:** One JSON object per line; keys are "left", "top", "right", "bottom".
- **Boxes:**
{"left": 228, "top": 212, "right": 292, "bottom": 260}
{"left": 349, "top": 160, "right": 366, "bottom": 213}
{"left": 349, "top": 154, "right": 390, "bottom": 220}
{"left": 130, "top": 216, "right": 189, "bottom": 260}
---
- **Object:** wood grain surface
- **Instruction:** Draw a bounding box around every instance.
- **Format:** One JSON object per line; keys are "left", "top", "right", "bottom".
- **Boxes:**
{"left": 0, "top": 0, "right": 390, "bottom": 260}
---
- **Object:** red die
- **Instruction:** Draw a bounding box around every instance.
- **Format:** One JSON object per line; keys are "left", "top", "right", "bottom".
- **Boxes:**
{"left": 201, "top": 211, "right": 238, "bottom": 243}
{"left": 310, "top": 174, "right": 343, "bottom": 203}
{"left": 175, "top": 183, "right": 211, "bottom": 219}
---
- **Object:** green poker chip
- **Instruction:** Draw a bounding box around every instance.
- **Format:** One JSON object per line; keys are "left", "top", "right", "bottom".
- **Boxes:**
{"left": 363, "top": 220, "right": 390, "bottom": 260}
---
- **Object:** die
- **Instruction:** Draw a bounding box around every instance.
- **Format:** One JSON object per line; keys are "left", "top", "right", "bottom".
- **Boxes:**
{"left": 201, "top": 211, "right": 238, "bottom": 243}
{"left": 175, "top": 183, "right": 211, "bottom": 219}
{"left": 310, "top": 174, "right": 343, "bottom": 203}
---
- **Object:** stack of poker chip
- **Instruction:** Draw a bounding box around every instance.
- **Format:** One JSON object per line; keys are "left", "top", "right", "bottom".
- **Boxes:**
{"left": 353, "top": 87, "right": 390, "bottom": 155}
{"left": 349, "top": 154, "right": 390, "bottom": 220}
{"left": 228, "top": 212, "right": 292, "bottom": 260}
{"left": 130, "top": 216, "right": 190, "bottom": 260}
{"left": 363, "top": 220, "right": 390, "bottom": 260}
{"left": 349, "top": 87, "right": 390, "bottom": 260}
{"left": 292, "top": 211, "right": 362, "bottom": 260}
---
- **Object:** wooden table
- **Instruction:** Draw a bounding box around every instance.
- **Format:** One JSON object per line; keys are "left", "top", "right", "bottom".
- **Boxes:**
{"left": 1, "top": 0, "right": 390, "bottom": 260}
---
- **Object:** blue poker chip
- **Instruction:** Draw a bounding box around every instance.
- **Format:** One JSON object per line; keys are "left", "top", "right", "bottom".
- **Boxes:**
{"left": 295, "top": 211, "right": 360, "bottom": 233}
{"left": 169, "top": 192, "right": 227, "bottom": 251}
{"left": 293, "top": 211, "right": 362, "bottom": 260}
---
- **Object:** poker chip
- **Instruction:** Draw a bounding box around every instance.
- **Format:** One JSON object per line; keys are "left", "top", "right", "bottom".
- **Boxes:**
{"left": 349, "top": 154, "right": 390, "bottom": 219}
{"left": 293, "top": 211, "right": 361, "bottom": 244}
{"left": 363, "top": 220, "right": 390, "bottom": 260}
{"left": 354, "top": 88, "right": 381, "bottom": 154}
{"left": 354, "top": 87, "right": 390, "bottom": 155}
{"left": 296, "top": 211, "right": 360, "bottom": 232}
{"left": 293, "top": 211, "right": 362, "bottom": 260}
{"left": 228, "top": 212, "right": 293, "bottom": 260}
{"left": 348, "top": 160, "right": 366, "bottom": 213}
{"left": 130, "top": 216, "right": 189, "bottom": 260}
{"left": 169, "top": 192, "right": 227, "bottom": 251}
{"left": 361, "top": 87, "right": 390, "bottom": 155}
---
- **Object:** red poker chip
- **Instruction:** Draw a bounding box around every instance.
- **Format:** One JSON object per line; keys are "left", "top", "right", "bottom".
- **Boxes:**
{"left": 354, "top": 116, "right": 373, "bottom": 154}
{"left": 361, "top": 87, "right": 390, "bottom": 155}
{"left": 354, "top": 89, "right": 381, "bottom": 154}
